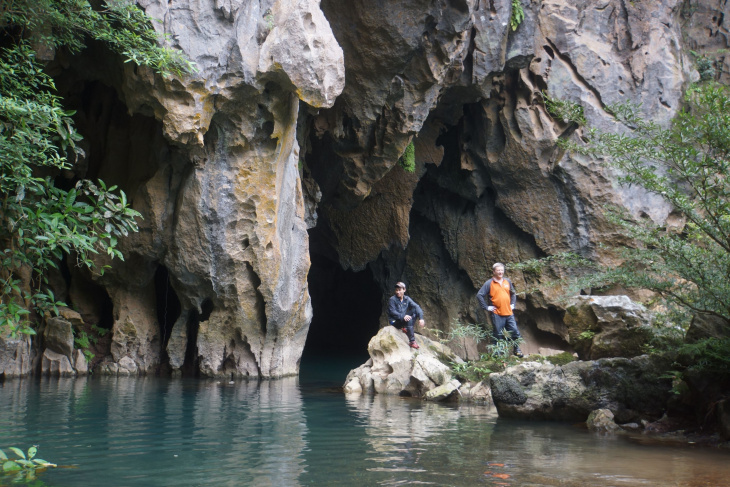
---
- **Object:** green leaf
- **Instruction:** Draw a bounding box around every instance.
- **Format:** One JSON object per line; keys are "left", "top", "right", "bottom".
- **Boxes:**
{"left": 2, "top": 460, "right": 21, "bottom": 472}
{"left": 9, "top": 447, "right": 25, "bottom": 460}
{"left": 27, "top": 446, "right": 37, "bottom": 460}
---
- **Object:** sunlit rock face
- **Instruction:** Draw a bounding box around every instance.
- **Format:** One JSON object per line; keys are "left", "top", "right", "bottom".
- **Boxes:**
{"left": 45, "top": 0, "right": 344, "bottom": 378}
{"left": 13, "top": 0, "right": 722, "bottom": 378}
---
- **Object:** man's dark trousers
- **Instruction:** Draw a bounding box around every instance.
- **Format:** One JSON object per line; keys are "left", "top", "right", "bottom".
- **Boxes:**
{"left": 390, "top": 319, "right": 415, "bottom": 342}
{"left": 490, "top": 313, "right": 521, "bottom": 342}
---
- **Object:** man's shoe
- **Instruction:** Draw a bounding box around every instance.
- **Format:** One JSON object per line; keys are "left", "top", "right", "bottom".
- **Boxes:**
{"left": 401, "top": 328, "right": 408, "bottom": 334}
{"left": 409, "top": 341, "right": 420, "bottom": 349}
{"left": 513, "top": 347, "right": 524, "bottom": 358}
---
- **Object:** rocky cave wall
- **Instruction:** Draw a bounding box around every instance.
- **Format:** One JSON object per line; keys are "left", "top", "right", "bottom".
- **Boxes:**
{"left": 7, "top": 0, "right": 730, "bottom": 379}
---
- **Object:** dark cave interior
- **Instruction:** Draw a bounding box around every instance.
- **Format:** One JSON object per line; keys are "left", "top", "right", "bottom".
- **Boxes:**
{"left": 303, "top": 225, "right": 382, "bottom": 365}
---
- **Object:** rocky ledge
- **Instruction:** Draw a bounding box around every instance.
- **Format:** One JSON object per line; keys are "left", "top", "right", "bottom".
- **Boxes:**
{"left": 345, "top": 326, "right": 730, "bottom": 445}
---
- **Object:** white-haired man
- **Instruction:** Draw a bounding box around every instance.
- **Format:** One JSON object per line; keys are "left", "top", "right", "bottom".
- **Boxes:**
{"left": 476, "top": 263, "right": 524, "bottom": 357}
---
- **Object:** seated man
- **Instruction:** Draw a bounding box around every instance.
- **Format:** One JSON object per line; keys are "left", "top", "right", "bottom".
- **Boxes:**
{"left": 387, "top": 282, "right": 425, "bottom": 349}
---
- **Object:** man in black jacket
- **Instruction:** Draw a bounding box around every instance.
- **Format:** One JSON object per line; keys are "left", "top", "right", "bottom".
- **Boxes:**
{"left": 387, "top": 282, "right": 425, "bottom": 349}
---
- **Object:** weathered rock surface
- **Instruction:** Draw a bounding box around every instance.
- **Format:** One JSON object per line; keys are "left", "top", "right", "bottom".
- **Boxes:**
{"left": 586, "top": 408, "right": 620, "bottom": 433}
{"left": 41, "top": 349, "right": 75, "bottom": 377}
{"left": 6, "top": 0, "right": 727, "bottom": 378}
{"left": 490, "top": 356, "right": 672, "bottom": 423}
{"left": 563, "top": 295, "right": 655, "bottom": 360}
{"left": 43, "top": 317, "right": 75, "bottom": 361}
{"left": 344, "top": 326, "right": 461, "bottom": 399}
{"left": 0, "top": 335, "right": 32, "bottom": 378}
{"left": 38, "top": 0, "right": 346, "bottom": 378}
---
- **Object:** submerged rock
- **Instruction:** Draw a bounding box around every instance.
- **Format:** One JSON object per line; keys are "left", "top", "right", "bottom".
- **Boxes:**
{"left": 587, "top": 408, "right": 620, "bottom": 433}
{"left": 344, "top": 326, "right": 462, "bottom": 399}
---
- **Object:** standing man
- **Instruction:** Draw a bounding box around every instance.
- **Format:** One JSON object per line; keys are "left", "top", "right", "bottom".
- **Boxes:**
{"left": 387, "top": 282, "right": 425, "bottom": 349}
{"left": 477, "top": 263, "right": 524, "bottom": 357}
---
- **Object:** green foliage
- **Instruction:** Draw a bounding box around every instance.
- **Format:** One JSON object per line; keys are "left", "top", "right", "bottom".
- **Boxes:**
{"left": 509, "top": 0, "right": 524, "bottom": 32}
{"left": 91, "top": 324, "right": 110, "bottom": 337}
{"left": 1, "top": 1, "right": 193, "bottom": 337}
{"left": 0, "top": 445, "right": 56, "bottom": 482}
{"left": 445, "top": 319, "right": 489, "bottom": 344}
{"left": 558, "top": 83, "right": 730, "bottom": 323}
{"left": 577, "top": 330, "right": 595, "bottom": 341}
{"left": 73, "top": 330, "right": 96, "bottom": 362}
{"left": 263, "top": 9, "right": 275, "bottom": 31}
{"left": 1, "top": 0, "right": 194, "bottom": 76}
{"left": 398, "top": 141, "right": 415, "bottom": 173}
{"left": 541, "top": 91, "right": 587, "bottom": 126}
{"left": 482, "top": 334, "right": 524, "bottom": 360}
{"left": 450, "top": 360, "right": 494, "bottom": 382}
{"left": 690, "top": 50, "right": 716, "bottom": 82}
{"left": 546, "top": 351, "right": 576, "bottom": 366}
{"left": 676, "top": 337, "right": 730, "bottom": 377}
{"left": 446, "top": 323, "right": 525, "bottom": 382}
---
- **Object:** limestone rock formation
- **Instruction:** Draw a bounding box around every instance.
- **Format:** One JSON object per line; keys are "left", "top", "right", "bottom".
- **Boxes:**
{"left": 344, "top": 326, "right": 462, "bottom": 398}
{"left": 36, "top": 0, "right": 346, "bottom": 378}
{"left": 563, "top": 295, "right": 655, "bottom": 360}
{"left": 489, "top": 356, "right": 672, "bottom": 423}
{"left": 6, "top": 0, "right": 727, "bottom": 378}
{"left": 586, "top": 408, "right": 621, "bottom": 433}
{"left": 43, "top": 318, "right": 75, "bottom": 361}
{"left": 41, "top": 349, "right": 75, "bottom": 377}
{"left": 0, "top": 335, "right": 32, "bottom": 379}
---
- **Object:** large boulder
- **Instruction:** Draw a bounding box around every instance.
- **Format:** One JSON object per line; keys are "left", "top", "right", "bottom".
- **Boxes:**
{"left": 41, "top": 349, "right": 75, "bottom": 377}
{"left": 685, "top": 312, "right": 730, "bottom": 343}
{"left": 0, "top": 335, "right": 32, "bottom": 378}
{"left": 490, "top": 355, "right": 672, "bottom": 423}
{"left": 563, "top": 296, "right": 655, "bottom": 360}
{"left": 344, "top": 326, "right": 462, "bottom": 399}
{"left": 43, "top": 317, "right": 75, "bottom": 361}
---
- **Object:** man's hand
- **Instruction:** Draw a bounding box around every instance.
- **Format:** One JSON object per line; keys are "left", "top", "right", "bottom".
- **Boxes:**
{"left": 403, "top": 315, "right": 412, "bottom": 322}
{"left": 487, "top": 306, "right": 496, "bottom": 312}
{"left": 418, "top": 319, "right": 425, "bottom": 328}
{"left": 510, "top": 304, "right": 515, "bottom": 310}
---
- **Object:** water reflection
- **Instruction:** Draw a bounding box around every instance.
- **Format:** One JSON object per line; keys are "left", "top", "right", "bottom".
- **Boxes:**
{"left": 1, "top": 377, "right": 307, "bottom": 487}
{"left": 1, "top": 377, "right": 729, "bottom": 487}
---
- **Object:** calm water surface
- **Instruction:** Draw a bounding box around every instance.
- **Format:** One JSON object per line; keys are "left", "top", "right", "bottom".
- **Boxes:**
{"left": 1, "top": 356, "right": 729, "bottom": 487}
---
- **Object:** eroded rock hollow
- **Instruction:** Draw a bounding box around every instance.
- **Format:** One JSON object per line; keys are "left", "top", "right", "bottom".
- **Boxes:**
{"left": 9, "top": 0, "right": 728, "bottom": 379}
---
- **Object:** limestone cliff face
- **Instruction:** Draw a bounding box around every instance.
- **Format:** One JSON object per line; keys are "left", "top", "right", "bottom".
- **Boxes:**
{"left": 12, "top": 0, "right": 725, "bottom": 378}
{"left": 309, "top": 0, "right": 693, "bottom": 352}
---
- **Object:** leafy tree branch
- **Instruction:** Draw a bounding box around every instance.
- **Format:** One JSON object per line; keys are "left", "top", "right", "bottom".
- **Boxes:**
{"left": 1, "top": 0, "right": 193, "bottom": 337}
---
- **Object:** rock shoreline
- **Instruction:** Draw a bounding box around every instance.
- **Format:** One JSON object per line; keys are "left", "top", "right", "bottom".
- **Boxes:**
{"left": 344, "top": 326, "right": 730, "bottom": 447}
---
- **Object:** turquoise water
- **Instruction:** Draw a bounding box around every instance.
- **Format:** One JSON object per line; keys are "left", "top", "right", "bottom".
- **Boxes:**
{"left": 1, "top": 357, "right": 729, "bottom": 487}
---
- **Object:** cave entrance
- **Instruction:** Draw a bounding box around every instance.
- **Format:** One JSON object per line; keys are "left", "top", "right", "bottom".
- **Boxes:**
{"left": 303, "top": 227, "right": 382, "bottom": 371}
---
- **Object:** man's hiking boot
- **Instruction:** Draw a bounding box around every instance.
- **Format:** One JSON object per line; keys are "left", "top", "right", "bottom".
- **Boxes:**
{"left": 401, "top": 328, "right": 408, "bottom": 334}
{"left": 513, "top": 347, "right": 524, "bottom": 358}
{"left": 409, "top": 341, "right": 420, "bottom": 349}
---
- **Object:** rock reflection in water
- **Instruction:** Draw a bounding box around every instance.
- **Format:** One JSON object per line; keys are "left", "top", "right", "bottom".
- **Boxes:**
{"left": 0, "top": 376, "right": 307, "bottom": 487}
{"left": 2, "top": 377, "right": 730, "bottom": 486}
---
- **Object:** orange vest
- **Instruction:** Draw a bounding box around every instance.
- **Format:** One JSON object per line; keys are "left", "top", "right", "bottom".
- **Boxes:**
{"left": 490, "top": 279, "right": 513, "bottom": 316}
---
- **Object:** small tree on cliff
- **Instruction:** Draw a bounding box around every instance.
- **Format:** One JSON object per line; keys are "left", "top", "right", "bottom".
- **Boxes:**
{"left": 521, "top": 84, "right": 730, "bottom": 388}
{"left": 552, "top": 83, "right": 730, "bottom": 325}
{"left": 0, "top": 0, "right": 193, "bottom": 337}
